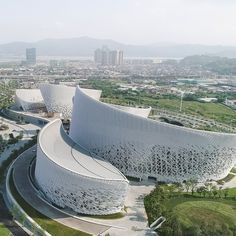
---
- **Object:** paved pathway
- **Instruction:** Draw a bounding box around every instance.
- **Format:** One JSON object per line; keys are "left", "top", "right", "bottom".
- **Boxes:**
{"left": 94, "top": 181, "right": 155, "bottom": 236}
{"left": 13, "top": 146, "right": 111, "bottom": 236}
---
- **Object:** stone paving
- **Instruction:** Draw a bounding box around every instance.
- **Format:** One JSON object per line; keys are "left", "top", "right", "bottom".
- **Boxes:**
{"left": 82, "top": 181, "right": 156, "bottom": 236}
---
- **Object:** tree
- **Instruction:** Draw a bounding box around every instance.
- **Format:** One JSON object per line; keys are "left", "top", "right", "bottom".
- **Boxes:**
{"left": 189, "top": 179, "right": 198, "bottom": 195}
{"left": 17, "top": 131, "right": 23, "bottom": 140}
{"left": 176, "top": 183, "right": 184, "bottom": 196}
{"left": 218, "top": 186, "right": 223, "bottom": 198}
{"left": 10, "top": 204, "right": 19, "bottom": 220}
{"left": 184, "top": 180, "right": 191, "bottom": 193}
{"left": 18, "top": 211, "right": 27, "bottom": 226}
{"left": 223, "top": 188, "right": 229, "bottom": 199}
{"left": 196, "top": 186, "right": 207, "bottom": 197}
{"left": 167, "top": 184, "right": 177, "bottom": 198}
{"left": 205, "top": 182, "right": 214, "bottom": 197}
{"left": 9, "top": 133, "right": 14, "bottom": 139}
{"left": 212, "top": 186, "right": 218, "bottom": 198}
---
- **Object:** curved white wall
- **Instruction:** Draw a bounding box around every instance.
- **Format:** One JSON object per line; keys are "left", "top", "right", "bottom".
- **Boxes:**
{"left": 15, "top": 89, "right": 45, "bottom": 111}
{"left": 39, "top": 84, "right": 101, "bottom": 118}
{"left": 39, "top": 84, "right": 75, "bottom": 118}
{"left": 110, "top": 104, "right": 151, "bottom": 118}
{"left": 70, "top": 86, "right": 236, "bottom": 182}
{"left": 35, "top": 119, "right": 128, "bottom": 215}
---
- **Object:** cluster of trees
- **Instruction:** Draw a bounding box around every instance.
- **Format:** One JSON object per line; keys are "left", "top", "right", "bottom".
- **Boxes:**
{"left": 144, "top": 183, "right": 182, "bottom": 226}
{"left": 0, "top": 81, "right": 15, "bottom": 107}
{"left": 180, "top": 55, "right": 236, "bottom": 76}
{"left": 81, "top": 79, "right": 181, "bottom": 108}
{"left": 0, "top": 131, "right": 24, "bottom": 154}
{"left": 144, "top": 180, "right": 234, "bottom": 236}
{"left": 0, "top": 134, "right": 8, "bottom": 153}
{"left": 9, "top": 131, "right": 24, "bottom": 143}
{"left": 182, "top": 179, "right": 230, "bottom": 199}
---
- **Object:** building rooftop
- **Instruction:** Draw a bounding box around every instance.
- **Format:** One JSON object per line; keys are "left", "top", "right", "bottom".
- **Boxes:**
{"left": 39, "top": 119, "right": 127, "bottom": 181}
{"left": 15, "top": 89, "right": 44, "bottom": 103}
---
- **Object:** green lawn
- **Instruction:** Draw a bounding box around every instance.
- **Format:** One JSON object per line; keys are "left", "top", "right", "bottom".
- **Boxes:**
{"left": 9, "top": 171, "right": 90, "bottom": 236}
{"left": 228, "top": 188, "right": 236, "bottom": 197}
{"left": 172, "top": 199, "right": 236, "bottom": 229}
{"left": 145, "top": 185, "right": 236, "bottom": 235}
{"left": 156, "top": 99, "right": 236, "bottom": 125}
{"left": 0, "top": 223, "right": 10, "bottom": 236}
{"left": 103, "top": 97, "right": 236, "bottom": 126}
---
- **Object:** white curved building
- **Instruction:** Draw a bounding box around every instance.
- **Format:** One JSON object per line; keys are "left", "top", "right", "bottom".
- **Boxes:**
{"left": 70, "top": 86, "right": 236, "bottom": 182}
{"left": 15, "top": 89, "right": 45, "bottom": 111}
{"left": 110, "top": 104, "right": 151, "bottom": 118}
{"left": 35, "top": 119, "right": 128, "bottom": 215}
{"left": 39, "top": 84, "right": 101, "bottom": 118}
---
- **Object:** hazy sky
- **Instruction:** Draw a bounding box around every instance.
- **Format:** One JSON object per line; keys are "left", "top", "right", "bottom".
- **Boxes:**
{"left": 1, "top": 0, "right": 236, "bottom": 45}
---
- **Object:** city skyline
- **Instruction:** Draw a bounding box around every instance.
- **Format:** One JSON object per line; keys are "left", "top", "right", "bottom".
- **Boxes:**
{"left": 1, "top": 0, "right": 236, "bottom": 46}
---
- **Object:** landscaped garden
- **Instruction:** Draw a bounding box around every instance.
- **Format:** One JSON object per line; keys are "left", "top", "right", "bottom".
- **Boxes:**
{"left": 144, "top": 181, "right": 236, "bottom": 236}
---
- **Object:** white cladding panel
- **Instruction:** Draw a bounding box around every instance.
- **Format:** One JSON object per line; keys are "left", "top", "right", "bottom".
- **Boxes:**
{"left": 110, "top": 104, "right": 151, "bottom": 118}
{"left": 39, "top": 84, "right": 101, "bottom": 118}
{"left": 35, "top": 119, "right": 128, "bottom": 215}
{"left": 15, "top": 89, "right": 45, "bottom": 111}
{"left": 70, "top": 87, "right": 236, "bottom": 182}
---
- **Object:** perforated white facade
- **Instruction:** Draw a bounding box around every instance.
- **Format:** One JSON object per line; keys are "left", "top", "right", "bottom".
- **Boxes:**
{"left": 70, "top": 86, "right": 236, "bottom": 182}
{"left": 15, "top": 89, "right": 45, "bottom": 111}
{"left": 35, "top": 119, "right": 128, "bottom": 215}
{"left": 39, "top": 83, "right": 101, "bottom": 118}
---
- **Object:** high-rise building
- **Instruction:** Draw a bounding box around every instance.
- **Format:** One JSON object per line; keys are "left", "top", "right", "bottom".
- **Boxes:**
{"left": 26, "top": 48, "right": 36, "bottom": 65}
{"left": 109, "top": 50, "right": 118, "bottom": 65}
{"left": 118, "top": 50, "right": 123, "bottom": 65}
{"left": 101, "top": 48, "right": 109, "bottom": 65}
{"left": 94, "top": 48, "right": 102, "bottom": 64}
{"left": 94, "top": 47, "right": 123, "bottom": 66}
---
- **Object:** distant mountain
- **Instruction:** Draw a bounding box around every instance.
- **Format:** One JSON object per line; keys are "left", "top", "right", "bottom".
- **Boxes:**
{"left": 1, "top": 36, "right": 236, "bottom": 58}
